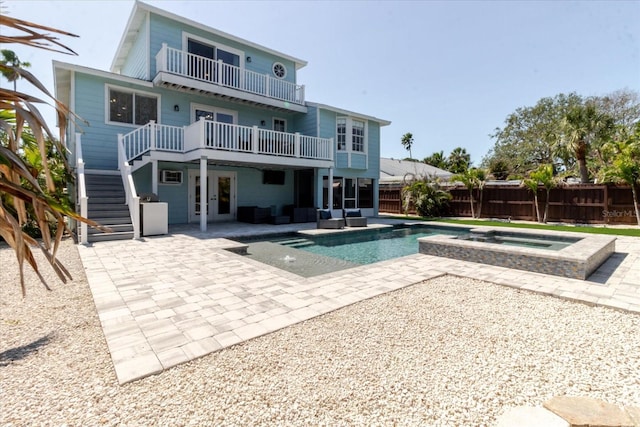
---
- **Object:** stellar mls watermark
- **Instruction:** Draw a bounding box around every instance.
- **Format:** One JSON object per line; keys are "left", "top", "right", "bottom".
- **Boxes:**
{"left": 602, "top": 209, "right": 634, "bottom": 218}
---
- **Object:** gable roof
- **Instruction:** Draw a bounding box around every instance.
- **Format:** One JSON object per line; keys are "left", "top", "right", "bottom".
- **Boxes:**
{"left": 111, "top": 1, "right": 308, "bottom": 74}
{"left": 380, "top": 157, "right": 452, "bottom": 184}
{"left": 307, "top": 102, "right": 391, "bottom": 126}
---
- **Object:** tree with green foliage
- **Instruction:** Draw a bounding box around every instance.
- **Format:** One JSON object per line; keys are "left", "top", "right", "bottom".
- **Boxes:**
{"left": 523, "top": 164, "right": 557, "bottom": 223}
{"left": 401, "top": 132, "right": 414, "bottom": 159}
{"left": 474, "top": 168, "right": 488, "bottom": 219}
{"left": 558, "top": 102, "right": 615, "bottom": 183}
{"left": 423, "top": 150, "right": 448, "bottom": 170}
{"left": 1, "top": 49, "right": 31, "bottom": 90}
{"left": 448, "top": 147, "right": 471, "bottom": 174}
{"left": 0, "top": 14, "right": 100, "bottom": 296}
{"left": 451, "top": 168, "right": 483, "bottom": 219}
{"left": 485, "top": 93, "right": 583, "bottom": 177}
{"left": 487, "top": 158, "right": 509, "bottom": 180}
{"left": 484, "top": 90, "right": 638, "bottom": 182}
{"left": 600, "top": 123, "right": 640, "bottom": 226}
{"left": 402, "top": 177, "right": 451, "bottom": 218}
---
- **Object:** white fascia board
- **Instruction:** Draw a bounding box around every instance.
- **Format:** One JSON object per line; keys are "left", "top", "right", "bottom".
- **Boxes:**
{"left": 54, "top": 61, "right": 154, "bottom": 88}
{"left": 306, "top": 102, "right": 391, "bottom": 126}
{"left": 112, "top": 1, "right": 308, "bottom": 73}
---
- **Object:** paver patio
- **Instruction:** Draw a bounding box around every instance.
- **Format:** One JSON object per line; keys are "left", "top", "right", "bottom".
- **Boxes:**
{"left": 76, "top": 219, "right": 640, "bottom": 384}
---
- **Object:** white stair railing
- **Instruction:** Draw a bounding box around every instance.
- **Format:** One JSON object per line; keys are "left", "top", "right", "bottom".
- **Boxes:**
{"left": 118, "top": 133, "right": 140, "bottom": 239}
{"left": 76, "top": 133, "right": 88, "bottom": 244}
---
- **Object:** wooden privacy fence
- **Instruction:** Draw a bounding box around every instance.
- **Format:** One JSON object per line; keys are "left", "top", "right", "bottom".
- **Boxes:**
{"left": 379, "top": 184, "right": 638, "bottom": 225}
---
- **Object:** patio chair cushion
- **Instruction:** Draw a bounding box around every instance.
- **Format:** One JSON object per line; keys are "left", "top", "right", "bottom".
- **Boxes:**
{"left": 343, "top": 209, "right": 362, "bottom": 218}
{"left": 318, "top": 209, "right": 332, "bottom": 220}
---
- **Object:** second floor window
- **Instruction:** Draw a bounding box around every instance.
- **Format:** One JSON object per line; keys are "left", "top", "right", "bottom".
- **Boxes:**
{"left": 109, "top": 88, "right": 158, "bottom": 125}
{"left": 337, "top": 117, "right": 346, "bottom": 151}
{"left": 352, "top": 120, "right": 365, "bottom": 152}
{"left": 336, "top": 117, "right": 366, "bottom": 152}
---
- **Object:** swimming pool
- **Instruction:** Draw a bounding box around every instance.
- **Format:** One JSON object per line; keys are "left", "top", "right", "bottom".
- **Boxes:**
{"left": 236, "top": 224, "right": 469, "bottom": 277}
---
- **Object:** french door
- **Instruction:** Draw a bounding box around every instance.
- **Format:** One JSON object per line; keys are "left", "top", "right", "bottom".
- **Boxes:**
{"left": 188, "top": 170, "right": 237, "bottom": 223}
{"left": 187, "top": 38, "right": 241, "bottom": 87}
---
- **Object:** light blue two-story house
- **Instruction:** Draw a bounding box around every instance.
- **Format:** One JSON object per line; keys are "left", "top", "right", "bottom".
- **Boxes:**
{"left": 54, "top": 1, "right": 389, "bottom": 242}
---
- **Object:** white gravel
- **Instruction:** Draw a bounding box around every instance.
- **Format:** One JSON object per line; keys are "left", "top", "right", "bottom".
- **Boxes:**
{"left": 1, "top": 239, "right": 639, "bottom": 426}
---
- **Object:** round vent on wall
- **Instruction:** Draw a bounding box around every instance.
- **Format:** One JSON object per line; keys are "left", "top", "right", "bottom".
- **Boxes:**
{"left": 272, "top": 62, "right": 286, "bottom": 79}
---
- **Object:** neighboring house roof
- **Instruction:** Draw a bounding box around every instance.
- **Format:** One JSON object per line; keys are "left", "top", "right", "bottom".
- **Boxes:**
{"left": 380, "top": 158, "right": 452, "bottom": 184}
{"left": 111, "top": 1, "right": 308, "bottom": 74}
{"left": 308, "top": 102, "right": 391, "bottom": 126}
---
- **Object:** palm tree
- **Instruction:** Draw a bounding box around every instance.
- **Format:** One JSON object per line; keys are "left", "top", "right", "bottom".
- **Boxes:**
{"left": 401, "top": 132, "right": 414, "bottom": 159}
{"left": 0, "top": 14, "right": 102, "bottom": 295}
{"left": 423, "top": 150, "right": 449, "bottom": 170}
{"left": 558, "top": 102, "right": 614, "bottom": 183}
{"left": 448, "top": 147, "right": 471, "bottom": 174}
{"left": 528, "top": 164, "right": 557, "bottom": 223}
{"left": 474, "top": 168, "right": 487, "bottom": 219}
{"left": 1, "top": 49, "right": 31, "bottom": 90}
{"left": 601, "top": 123, "right": 640, "bottom": 226}
{"left": 451, "top": 168, "right": 481, "bottom": 219}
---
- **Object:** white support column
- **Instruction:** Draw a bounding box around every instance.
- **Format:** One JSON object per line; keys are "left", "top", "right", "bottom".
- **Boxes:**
{"left": 151, "top": 159, "right": 158, "bottom": 195}
{"left": 328, "top": 168, "right": 334, "bottom": 212}
{"left": 200, "top": 156, "right": 207, "bottom": 232}
{"left": 294, "top": 133, "right": 300, "bottom": 158}
{"left": 252, "top": 125, "right": 259, "bottom": 153}
{"left": 149, "top": 120, "right": 156, "bottom": 151}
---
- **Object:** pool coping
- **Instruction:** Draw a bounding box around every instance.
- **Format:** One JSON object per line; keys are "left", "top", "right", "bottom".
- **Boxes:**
{"left": 418, "top": 226, "right": 616, "bottom": 280}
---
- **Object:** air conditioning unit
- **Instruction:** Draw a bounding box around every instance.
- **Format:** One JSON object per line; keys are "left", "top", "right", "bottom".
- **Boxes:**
{"left": 160, "top": 170, "right": 183, "bottom": 184}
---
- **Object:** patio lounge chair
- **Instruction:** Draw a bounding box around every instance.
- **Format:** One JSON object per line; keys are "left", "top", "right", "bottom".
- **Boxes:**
{"left": 317, "top": 209, "right": 345, "bottom": 229}
{"left": 343, "top": 209, "right": 367, "bottom": 227}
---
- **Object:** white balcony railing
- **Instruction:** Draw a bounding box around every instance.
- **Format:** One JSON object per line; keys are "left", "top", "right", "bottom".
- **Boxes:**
{"left": 122, "top": 119, "right": 333, "bottom": 165}
{"left": 156, "top": 44, "right": 305, "bottom": 105}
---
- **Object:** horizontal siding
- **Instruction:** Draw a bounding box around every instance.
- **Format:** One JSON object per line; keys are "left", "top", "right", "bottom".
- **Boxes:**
{"left": 149, "top": 13, "right": 297, "bottom": 84}
{"left": 121, "top": 16, "right": 149, "bottom": 79}
{"left": 350, "top": 153, "right": 367, "bottom": 170}
{"left": 292, "top": 105, "right": 317, "bottom": 136}
{"left": 135, "top": 162, "right": 295, "bottom": 224}
{"left": 75, "top": 73, "right": 122, "bottom": 170}
{"left": 236, "top": 168, "right": 294, "bottom": 214}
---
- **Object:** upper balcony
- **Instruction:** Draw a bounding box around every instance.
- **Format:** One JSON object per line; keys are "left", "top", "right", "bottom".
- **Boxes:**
{"left": 154, "top": 44, "right": 307, "bottom": 113}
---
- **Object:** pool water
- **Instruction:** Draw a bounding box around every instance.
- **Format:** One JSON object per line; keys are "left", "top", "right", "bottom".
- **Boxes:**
{"left": 280, "top": 225, "right": 468, "bottom": 264}
{"left": 236, "top": 225, "right": 469, "bottom": 277}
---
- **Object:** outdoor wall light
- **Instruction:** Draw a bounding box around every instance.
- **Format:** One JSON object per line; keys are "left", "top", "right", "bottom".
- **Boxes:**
{"left": 174, "top": 104, "right": 180, "bottom": 112}
{"left": 246, "top": 56, "right": 252, "bottom": 63}
{"left": 260, "top": 120, "right": 266, "bottom": 126}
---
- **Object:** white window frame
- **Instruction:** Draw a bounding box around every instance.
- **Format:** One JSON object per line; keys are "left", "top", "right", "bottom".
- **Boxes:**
{"left": 105, "top": 84, "right": 161, "bottom": 127}
{"left": 182, "top": 32, "right": 245, "bottom": 70}
{"left": 336, "top": 116, "right": 367, "bottom": 154}
{"left": 336, "top": 117, "right": 347, "bottom": 151}
{"left": 351, "top": 119, "right": 365, "bottom": 153}
{"left": 190, "top": 103, "right": 238, "bottom": 124}
{"left": 273, "top": 117, "right": 287, "bottom": 132}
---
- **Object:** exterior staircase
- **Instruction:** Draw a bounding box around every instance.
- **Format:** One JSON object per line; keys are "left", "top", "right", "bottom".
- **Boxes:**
{"left": 83, "top": 173, "right": 134, "bottom": 242}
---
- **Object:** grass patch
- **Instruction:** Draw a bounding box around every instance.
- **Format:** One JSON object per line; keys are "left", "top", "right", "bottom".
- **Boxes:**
{"left": 385, "top": 216, "right": 640, "bottom": 237}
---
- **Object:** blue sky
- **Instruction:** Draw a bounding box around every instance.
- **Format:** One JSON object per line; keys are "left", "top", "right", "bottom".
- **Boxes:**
{"left": 3, "top": 0, "right": 639, "bottom": 165}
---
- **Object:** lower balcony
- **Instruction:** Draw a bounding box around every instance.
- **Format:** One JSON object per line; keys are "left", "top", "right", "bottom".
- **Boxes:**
{"left": 120, "top": 120, "right": 334, "bottom": 170}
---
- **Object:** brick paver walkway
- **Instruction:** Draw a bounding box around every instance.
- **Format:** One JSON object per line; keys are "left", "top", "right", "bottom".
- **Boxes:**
{"left": 77, "top": 220, "right": 640, "bottom": 384}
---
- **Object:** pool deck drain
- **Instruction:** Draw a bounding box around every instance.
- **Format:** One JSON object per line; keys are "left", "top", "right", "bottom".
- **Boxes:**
{"left": 77, "top": 219, "right": 640, "bottom": 384}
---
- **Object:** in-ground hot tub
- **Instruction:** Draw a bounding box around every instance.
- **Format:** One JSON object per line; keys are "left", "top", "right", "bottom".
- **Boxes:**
{"left": 418, "top": 227, "right": 616, "bottom": 280}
